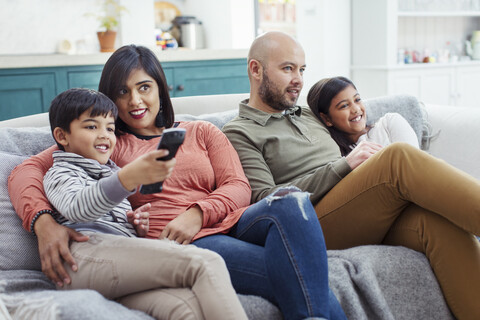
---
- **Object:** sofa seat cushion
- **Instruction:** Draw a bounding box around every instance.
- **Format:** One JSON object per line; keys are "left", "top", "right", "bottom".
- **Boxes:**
{"left": 0, "top": 270, "right": 154, "bottom": 320}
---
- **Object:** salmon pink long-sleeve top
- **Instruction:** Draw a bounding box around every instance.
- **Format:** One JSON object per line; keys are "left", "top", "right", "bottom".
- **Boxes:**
{"left": 8, "top": 121, "right": 252, "bottom": 240}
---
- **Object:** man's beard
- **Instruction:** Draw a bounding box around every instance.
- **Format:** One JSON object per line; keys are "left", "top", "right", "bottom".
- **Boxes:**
{"left": 258, "top": 72, "right": 299, "bottom": 111}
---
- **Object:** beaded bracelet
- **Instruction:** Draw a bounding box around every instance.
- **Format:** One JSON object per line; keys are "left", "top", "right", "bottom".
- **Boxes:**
{"left": 30, "top": 209, "right": 54, "bottom": 237}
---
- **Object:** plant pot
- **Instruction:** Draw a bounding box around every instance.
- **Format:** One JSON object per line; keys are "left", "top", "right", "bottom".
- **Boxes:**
{"left": 97, "top": 30, "right": 117, "bottom": 52}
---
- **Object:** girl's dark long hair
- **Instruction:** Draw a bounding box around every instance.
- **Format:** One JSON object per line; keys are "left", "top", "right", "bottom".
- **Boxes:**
{"left": 98, "top": 45, "right": 174, "bottom": 134}
{"left": 307, "top": 76, "right": 357, "bottom": 156}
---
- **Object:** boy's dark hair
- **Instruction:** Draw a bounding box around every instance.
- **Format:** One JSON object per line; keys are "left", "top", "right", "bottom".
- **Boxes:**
{"left": 49, "top": 88, "right": 118, "bottom": 150}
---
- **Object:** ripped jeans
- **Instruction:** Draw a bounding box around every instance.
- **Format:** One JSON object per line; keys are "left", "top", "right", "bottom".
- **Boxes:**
{"left": 194, "top": 188, "right": 346, "bottom": 320}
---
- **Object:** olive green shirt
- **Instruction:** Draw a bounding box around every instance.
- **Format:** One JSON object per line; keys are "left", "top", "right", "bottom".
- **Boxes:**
{"left": 223, "top": 99, "right": 352, "bottom": 205}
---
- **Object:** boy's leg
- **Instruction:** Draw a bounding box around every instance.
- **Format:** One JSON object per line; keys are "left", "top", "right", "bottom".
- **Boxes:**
{"left": 60, "top": 234, "right": 247, "bottom": 320}
{"left": 383, "top": 204, "right": 480, "bottom": 320}
{"left": 315, "top": 142, "right": 480, "bottom": 249}
{"left": 117, "top": 288, "right": 203, "bottom": 320}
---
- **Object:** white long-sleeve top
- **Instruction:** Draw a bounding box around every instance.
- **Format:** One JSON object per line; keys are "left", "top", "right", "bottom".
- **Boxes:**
{"left": 357, "top": 113, "right": 420, "bottom": 148}
{"left": 43, "top": 151, "right": 136, "bottom": 237}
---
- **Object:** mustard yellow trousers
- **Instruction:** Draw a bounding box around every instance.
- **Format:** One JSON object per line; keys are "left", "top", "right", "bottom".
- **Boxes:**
{"left": 315, "top": 142, "right": 480, "bottom": 320}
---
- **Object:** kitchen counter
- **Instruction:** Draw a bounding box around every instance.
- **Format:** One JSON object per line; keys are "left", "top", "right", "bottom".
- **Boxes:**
{"left": 0, "top": 48, "right": 248, "bottom": 69}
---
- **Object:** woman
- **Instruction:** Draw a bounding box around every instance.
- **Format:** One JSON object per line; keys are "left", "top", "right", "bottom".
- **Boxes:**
{"left": 43, "top": 87, "right": 247, "bottom": 320}
{"left": 8, "top": 45, "right": 346, "bottom": 320}
{"left": 307, "top": 76, "right": 419, "bottom": 156}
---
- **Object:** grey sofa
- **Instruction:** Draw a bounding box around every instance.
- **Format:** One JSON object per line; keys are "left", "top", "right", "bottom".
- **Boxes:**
{"left": 3, "top": 93, "right": 477, "bottom": 319}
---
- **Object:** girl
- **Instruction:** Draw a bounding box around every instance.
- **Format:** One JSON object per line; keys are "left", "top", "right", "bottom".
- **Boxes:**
{"left": 307, "top": 76, "right": 419, "bottom": 156}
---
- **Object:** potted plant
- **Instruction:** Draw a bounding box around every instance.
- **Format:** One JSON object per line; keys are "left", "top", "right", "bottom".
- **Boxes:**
{"left": 86, "top": 0, "right": 128, "bottom": 52}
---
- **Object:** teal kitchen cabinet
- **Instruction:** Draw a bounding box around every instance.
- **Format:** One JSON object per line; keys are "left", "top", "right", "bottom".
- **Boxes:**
{"left": 0, "top": 58, "right": 248, "bottom": 121}
{"left": 165, "top": 59, "right": 249, "bottom": 97}
{"left": 66, "top": 66, "right": 104, "bottom": 90}
{"left": 0, "top": 71, "right": 57, "bottom": 121}
{"left": 162, "top": 67, "right": 174, "bottom": 95}
{"left": 0, "top": 66, "right": 104, "bottom": 121}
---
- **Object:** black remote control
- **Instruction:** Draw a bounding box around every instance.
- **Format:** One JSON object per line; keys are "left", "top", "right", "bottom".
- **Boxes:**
{"left": 139, "top": 128, "right": 186, "bottom": 194}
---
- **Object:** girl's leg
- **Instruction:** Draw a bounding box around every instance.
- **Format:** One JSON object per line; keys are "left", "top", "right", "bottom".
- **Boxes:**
{"left": 383, "top": 204, "right": 480, "bottom": 320}
{"left": 61, "top": 234, "right": 247, "bottom": 320}
{"left": 196, "top": 188, "right": 346, "bottom": 320}
{"left": 315, "top": 142, "right": 480, "bottom": 249}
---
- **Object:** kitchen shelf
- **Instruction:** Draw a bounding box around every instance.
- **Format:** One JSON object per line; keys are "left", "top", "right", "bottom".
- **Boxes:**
{"left": 398, "top": 11, "right": 480, "bottom": 17}
{"left": 351, "top": 59, "right": 480, "bottom": 70}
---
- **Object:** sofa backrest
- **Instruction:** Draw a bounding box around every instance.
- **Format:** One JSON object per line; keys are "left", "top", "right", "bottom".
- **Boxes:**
{"left": 0, "top": 93, "right": 426, "bottom": 146}
{"left": 173, "top": 93, "right": 250, "bottom": 115}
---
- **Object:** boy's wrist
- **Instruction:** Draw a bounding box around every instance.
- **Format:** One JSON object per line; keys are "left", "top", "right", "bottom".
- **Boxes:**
{"left": 117, "top": 165, "right": 138, "bottom": 191}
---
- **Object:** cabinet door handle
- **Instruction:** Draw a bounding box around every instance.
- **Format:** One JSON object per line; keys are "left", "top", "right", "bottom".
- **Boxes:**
{"left": 177, "top": 84, "right": 185, "bottom": 91}
{"left": 168, "top": 85, "right": 173, "bottom": 91}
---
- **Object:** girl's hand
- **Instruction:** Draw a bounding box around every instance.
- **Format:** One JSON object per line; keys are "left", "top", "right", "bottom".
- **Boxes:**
{"left": 127, "top": 203, "right": 151, "bottom": 237}
{"left": 160, "top": 205, "right": 203, "bottom": 244}
{"left": 345, "top": 141, "right": 383, "bottom": 170}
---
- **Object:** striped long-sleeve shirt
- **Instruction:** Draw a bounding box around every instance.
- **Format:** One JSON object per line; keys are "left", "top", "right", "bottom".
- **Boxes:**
{"left": 43, "top": 151, "right": 136, "bottom": 237}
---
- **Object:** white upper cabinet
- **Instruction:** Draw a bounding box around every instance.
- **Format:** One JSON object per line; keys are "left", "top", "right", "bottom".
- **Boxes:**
{"left": 352, "top": 0, "right": 480, "bottom": 107}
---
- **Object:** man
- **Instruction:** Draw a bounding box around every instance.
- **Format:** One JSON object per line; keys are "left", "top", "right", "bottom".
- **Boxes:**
{"left": 222, "top": 31, "right": 480, "bottom": 319}
{"left": 224, "top": 31, "right": 380, "bottom": 205}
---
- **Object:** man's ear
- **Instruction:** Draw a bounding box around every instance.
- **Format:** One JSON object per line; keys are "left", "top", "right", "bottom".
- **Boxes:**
{"left": 53, "top": 127, "right": 69, "bottom": 147}
{"left": 249, "top": 59, "right": 263, "bottom": 81}
{"left": 319, "top": 113, "right": 333, "bottom": 127}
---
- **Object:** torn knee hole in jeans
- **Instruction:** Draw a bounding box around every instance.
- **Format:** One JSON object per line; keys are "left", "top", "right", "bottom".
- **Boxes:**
{"left": 267, "top": 186, "right": 312, "bottom": 220}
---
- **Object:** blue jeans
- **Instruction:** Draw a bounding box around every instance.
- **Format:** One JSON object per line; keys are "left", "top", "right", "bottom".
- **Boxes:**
{"left": 194, "top": 188, "right": 346, "bottom": 320}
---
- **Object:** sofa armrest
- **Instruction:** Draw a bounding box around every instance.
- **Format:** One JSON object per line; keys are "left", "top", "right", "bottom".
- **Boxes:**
{"left": 424, "top": 104, "right": 480, "bottom": 180}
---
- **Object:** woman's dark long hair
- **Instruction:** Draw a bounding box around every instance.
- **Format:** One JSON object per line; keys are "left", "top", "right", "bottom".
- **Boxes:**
{"left": 98, "top": 45, "right": 174, "bottom": 134}
{"left": 307, "top": 76, "right": 358, "bottom": 156}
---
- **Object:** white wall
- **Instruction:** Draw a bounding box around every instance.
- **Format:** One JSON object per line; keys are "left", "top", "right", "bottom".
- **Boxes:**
{"left": 0, "top": 0, "right": 352, "bottom": 87}
{"left": 119, "top": 0, "right": 156, "bottom": 48}
{"left": 0, "top": 0, "right": 155, "bottom": 55}
{"left": 181, "top": 0, "right": 255, "bottom": 49}
{"left": 296, "top": 0, "right": 351, "bottom": 93}
{"left": 0, "top": 0, "right": 99, "bottom": 54}
{"left": 180, "top": 0, "right": 351, "bottom": 91}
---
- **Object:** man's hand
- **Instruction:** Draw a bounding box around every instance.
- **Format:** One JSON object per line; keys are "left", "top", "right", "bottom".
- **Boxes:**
{"left": 127, "top": 203, "right": 150, "bottom": 237}
{"left": 345, "top": 141, "right": 383, "bottom": 170}
{"left": 160, "top": 205, "right": 203, "bottom": 244}
{"left": 34, "top": 214, "right": 89, "bottom": 286}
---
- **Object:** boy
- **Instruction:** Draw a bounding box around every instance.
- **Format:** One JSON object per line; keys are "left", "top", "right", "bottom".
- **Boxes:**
{"left": 43, "top": 88, "right": 247, "bottom": 320}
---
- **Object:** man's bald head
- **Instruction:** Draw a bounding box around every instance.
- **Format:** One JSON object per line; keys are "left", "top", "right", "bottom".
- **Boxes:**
{"left": 247, "top": 31, "right": 302, "bottom": 77}
{"left": 246, "top": 31, "right": 306, "bottom": 113}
